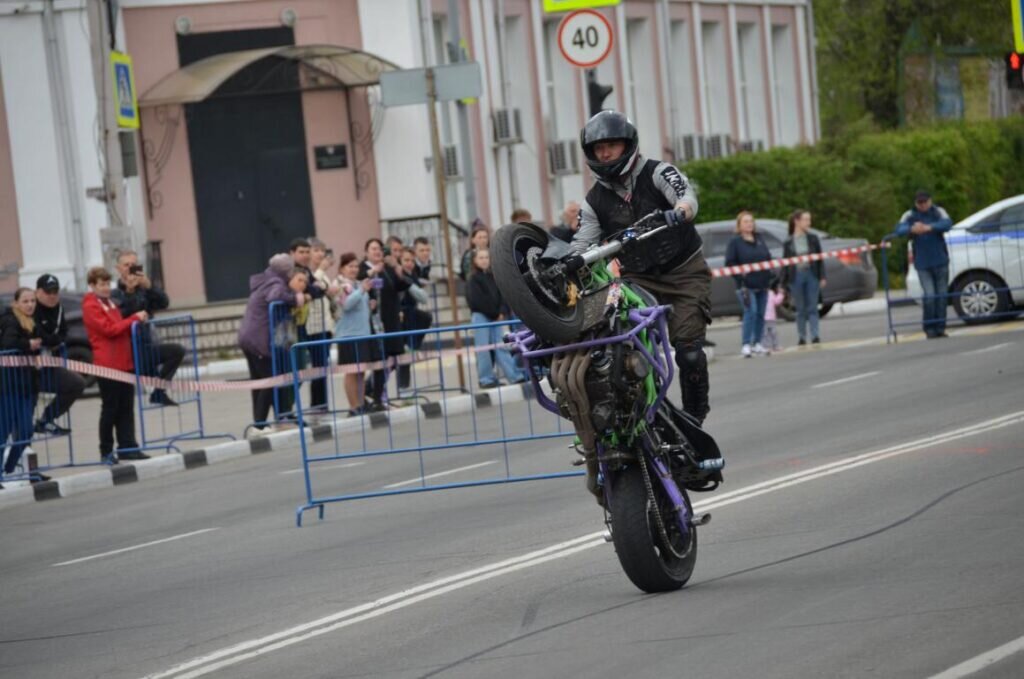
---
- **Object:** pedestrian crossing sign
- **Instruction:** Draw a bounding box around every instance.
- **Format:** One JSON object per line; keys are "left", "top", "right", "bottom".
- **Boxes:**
{"left": 111, "top": 51, "right": 139, "bottom": 130}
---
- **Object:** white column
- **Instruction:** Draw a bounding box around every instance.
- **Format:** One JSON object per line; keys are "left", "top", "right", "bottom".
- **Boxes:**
{"left": 794, "top": 3, "right": 814, "bottom": 144}
{"left": 691, "top": 3, "right": 709, "bottom": 136}
{"left": 474, "top": 0, "right": 505, "bottom": 227}
{"left": 614, "top": 4, "right": 635, "bottom": 120}
{"left": 0, "top": 12, "right": 75, "bottom": 288}
{"left": 761, "top": 5, "right": 779, "bottom": 147}
{"left": 727, "top": 3, "right": 745, "bottom": 142}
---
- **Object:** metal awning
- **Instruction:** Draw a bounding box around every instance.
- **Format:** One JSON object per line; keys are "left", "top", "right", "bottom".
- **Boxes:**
{"left": 139, "top": 44, "right": 399, "bottom": 107}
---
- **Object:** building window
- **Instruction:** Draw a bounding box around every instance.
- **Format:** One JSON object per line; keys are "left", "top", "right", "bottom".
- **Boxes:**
{"left": 737, "top": 22, "right": 767, "bottom": 146}
{"left": 669, "top": 20, "right": 698, "bottom": 136}
{"left": 772, "top": 24, "right": 800, "bottom": 146}
{"left": 626, "top": 18, "right": 660, "bottom": 159}
{"left": 701, "top": 21, "right": 729, "bottom": 135}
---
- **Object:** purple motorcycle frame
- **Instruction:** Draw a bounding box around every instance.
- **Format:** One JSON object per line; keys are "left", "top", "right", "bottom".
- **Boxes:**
{"left": 507, "top": 302, "right": 694, "bottom": 544}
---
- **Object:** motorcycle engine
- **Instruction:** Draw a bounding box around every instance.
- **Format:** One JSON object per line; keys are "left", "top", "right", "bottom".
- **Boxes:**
{"left": 585, "top": 347, "right": 649, "bottom": 433}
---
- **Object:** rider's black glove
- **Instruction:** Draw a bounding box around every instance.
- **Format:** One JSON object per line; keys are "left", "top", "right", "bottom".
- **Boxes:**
{"left": 562, "top": 254, "right": 585, "bottom": 273}
{"left": 663, "top": 209, "right": 687, "bottom": 228}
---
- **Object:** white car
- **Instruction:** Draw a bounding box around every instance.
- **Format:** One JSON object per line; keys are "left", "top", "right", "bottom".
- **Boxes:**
{"left": 906, "top": 195, "right": 1024, "bottom": 323}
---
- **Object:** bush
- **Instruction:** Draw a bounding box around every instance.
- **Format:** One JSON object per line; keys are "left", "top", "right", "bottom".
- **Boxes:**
{"left": 681, "top": 117, "right": 1024, "bottom": 282}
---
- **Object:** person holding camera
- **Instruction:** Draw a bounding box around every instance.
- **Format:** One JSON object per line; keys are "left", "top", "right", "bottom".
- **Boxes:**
{"left": 358, "top": 238, "right": 410, "bottom": 409}
{"left": 113, "top": 250, "right": 184, "bottom": 406}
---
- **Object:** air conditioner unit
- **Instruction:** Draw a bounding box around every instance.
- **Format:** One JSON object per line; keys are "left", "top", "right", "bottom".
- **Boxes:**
{"left": 737, "top": 139, "right": 765, "bottom": 153}
{"left": 443, "top": 145, "right": 461, "bottom": 180}
{"left": 674, "top": 134, "right": 705, "bottom": 163}
{"left": 547, "top": 139, "right": 580, "bottom": 176}
{"left": 705, "top": 134, "right": 732, "bottom": 159}
{"left": 492, "top": 108, "right": 523, "bottom": 145}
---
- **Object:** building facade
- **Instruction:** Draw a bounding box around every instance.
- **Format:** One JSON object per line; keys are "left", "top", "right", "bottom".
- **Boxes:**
{"left": 0, "top": 0, "right": 818, "bottom": 303}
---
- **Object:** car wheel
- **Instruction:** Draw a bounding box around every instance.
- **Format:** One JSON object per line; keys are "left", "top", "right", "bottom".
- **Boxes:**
{"left": 952, "top": 273, "right": 1012, "bottom": 325}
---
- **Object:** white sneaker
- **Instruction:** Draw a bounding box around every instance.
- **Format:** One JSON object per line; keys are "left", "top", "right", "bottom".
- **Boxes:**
{"left": 741, "top": 344, "right": 752, "bottom": 358}
{"left": 753, "top": 343, "right": 768, "bottom": 355}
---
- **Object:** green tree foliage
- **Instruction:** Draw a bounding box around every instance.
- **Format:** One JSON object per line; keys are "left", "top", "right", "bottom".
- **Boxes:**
{"left": 813, "top": 0, "right": 1010, "bottom": 132}
{"left": 683, "top": 118, "right": 1024, "bottom": 277}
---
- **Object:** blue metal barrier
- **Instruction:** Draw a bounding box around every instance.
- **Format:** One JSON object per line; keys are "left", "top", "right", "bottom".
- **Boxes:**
{"left": 267, "top": 300, "right": 300, "bottom": 426}
{"left": 131, "top": 314, "right": 234, "bottom": 452}
{"left": 289, "top": 321, "right": 579, "bottom": 526}
{"left": 0, "top": 347, "right": 76, "bottom": 481}
{"left": 882, "top": 218, "right": 1024, "bottom": 341}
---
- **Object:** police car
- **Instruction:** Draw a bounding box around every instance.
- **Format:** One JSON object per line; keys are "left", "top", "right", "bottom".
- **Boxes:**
{"left": 906, "top": 195, "right": 1024, "bottom": 323}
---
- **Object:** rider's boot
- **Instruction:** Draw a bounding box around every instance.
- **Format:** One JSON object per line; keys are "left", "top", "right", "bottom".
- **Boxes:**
{"left": 675, "top": 340, "right": 710, "bottom": 425}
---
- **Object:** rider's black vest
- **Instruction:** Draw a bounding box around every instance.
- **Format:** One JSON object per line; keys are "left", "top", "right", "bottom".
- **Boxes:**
{"left": 586, "top": 159, "right": 702, "bottom": 274}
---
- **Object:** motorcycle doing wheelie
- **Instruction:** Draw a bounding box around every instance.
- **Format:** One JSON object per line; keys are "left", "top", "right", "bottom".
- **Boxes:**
{"left": 492, "top": 211, "right": 725, "bottom": 593}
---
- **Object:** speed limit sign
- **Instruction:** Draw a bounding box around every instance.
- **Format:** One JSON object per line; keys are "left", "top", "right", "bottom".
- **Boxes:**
{"left": 557, "top": 9, "right": 614, "bottom": 68}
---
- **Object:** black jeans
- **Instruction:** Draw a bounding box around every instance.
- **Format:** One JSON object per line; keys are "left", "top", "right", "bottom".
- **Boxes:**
{"left": 139, "top": 341, "right": 186, "bottom": 384}
{"left": 97, "top": 379, "right": 138, "bottom": 455}
{"left": 37, "top": 367, "right": 85, "bottom": 424}
{"left": 306, "top": 331, "right": 332, "bottom": 408}
{"left": 244, "top": 349, "right": 276, "bottom": 427}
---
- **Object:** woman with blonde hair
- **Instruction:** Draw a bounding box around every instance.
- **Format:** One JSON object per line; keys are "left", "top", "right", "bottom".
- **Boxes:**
{"left": 724, "top": 211, "right": 773, "bottom": 357}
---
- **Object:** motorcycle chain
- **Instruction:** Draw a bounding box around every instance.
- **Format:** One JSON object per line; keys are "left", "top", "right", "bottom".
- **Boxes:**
{"left": 637, "top": 448, "right": 683, "bottom": 560}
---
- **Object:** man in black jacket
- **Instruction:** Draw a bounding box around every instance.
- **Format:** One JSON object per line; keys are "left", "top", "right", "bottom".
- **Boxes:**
{"left": 113, "top": 251, "right": 185, "bottom": 406}
{"left": 569, "top": 111, "right": 712, "bottom": 424}
{"left": 32, "top": 274, "right": 85, "bottom": 435}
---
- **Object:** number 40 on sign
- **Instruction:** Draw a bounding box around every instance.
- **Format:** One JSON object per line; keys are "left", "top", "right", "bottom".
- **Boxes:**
{"left": 557, "top": 9, "right": 614, "bottom": 68}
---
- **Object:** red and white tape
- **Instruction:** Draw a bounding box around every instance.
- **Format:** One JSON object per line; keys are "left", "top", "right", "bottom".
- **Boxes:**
{"left": 710, "top": 243, "right": 885, "bottom": 278}
{"left": 0, "top": 342, "right": 508, "bottom": 393}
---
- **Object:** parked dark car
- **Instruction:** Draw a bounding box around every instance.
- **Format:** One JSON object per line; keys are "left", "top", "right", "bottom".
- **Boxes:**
{"left": 697, "top": 219, "right": 878, "bottom": 318}
{"left": 0, "top": 290, "right": 96, "bottom": 387}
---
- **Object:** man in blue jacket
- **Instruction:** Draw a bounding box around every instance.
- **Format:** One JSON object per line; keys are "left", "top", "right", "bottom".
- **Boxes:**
{"left": 895, "top": 190, "right": 953, "bottom": 338}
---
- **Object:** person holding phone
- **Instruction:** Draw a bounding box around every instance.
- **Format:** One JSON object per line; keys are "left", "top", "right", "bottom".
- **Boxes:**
{"left": 113, "top": 250, "right": 184, "bottom": 406}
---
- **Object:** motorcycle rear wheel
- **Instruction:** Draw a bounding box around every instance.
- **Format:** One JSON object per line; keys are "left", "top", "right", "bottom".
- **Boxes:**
{"left": 610, "top": 465, "right": 697, "bottom": 593}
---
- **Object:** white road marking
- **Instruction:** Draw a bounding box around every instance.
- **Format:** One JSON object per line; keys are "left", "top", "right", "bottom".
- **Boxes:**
{"left": 140, "top": 410, "right": 1024, "bottom": 679}
{"left": 52, "top": 528, "right": 220, "bottom": 567}
{"left": 382, "top": 461, "right": 498, "bottom": 489}
{"left": 959, "top": 342, "right": 1012, "bottom": 356}
{"left": 811, "top": 371, "right": 881, "bottom": 389}
{"left": 279, "top": 462, "right": 364, "bottom": 476}
{"left": 926, "top": 633, "right": 1024, "bottom": 678}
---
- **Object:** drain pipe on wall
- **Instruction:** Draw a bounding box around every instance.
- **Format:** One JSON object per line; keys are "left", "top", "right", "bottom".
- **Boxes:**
{"left": 495, "top": 0, "right": 520, "bottom": 213}
{"left": 42, "top": 0, "right": 88, "bottom": 289}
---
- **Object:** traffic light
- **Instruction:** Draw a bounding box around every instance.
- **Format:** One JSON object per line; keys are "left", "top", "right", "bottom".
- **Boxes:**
{"left": 1006, "top": 52, "right": 1024, "bottom": 90}
{"left": 586, "top": 69, "right": 614, "bottom": 117}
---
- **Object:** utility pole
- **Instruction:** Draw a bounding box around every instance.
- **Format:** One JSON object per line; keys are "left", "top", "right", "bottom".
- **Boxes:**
{"left": 426, "top": 68, "right": 466, "bottom": 388}
{"left": 86, "top": 0, "right": 133, "bottom": 270}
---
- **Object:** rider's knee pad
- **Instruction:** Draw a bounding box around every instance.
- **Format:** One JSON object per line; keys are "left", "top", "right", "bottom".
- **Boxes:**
{"left": 674, "top": 341, "right": 706, "bottom": 378}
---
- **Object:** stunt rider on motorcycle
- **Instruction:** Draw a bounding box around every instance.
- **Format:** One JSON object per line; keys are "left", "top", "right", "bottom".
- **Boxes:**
{"left": 568, "top": 110, "right": 713, "bottom": 425}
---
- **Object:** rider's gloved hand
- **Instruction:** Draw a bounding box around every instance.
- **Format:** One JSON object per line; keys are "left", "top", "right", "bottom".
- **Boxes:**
{"left": 561, "top": 254, "right": 585, "bottom": 273}
{"left": 663, "top": 209, "right": 687, "bottom": 228}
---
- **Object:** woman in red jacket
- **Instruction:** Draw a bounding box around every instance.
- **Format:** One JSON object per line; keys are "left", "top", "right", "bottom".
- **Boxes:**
{"left": 82, "top": 267, "right": 148, "bottom": 464}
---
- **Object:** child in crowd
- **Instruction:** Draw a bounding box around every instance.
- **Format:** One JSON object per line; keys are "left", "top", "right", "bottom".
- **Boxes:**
{"left": 763, "top": 281, "right": 785, "bottom": 353}
{"left": 465, "top": 249, "right": 525, "bottom": 388}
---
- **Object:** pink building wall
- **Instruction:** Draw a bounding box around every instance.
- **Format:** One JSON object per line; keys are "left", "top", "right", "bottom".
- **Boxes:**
{"left": 0, "top": 68, "right": 22, "bottom": 294}
{"left": 125, "top": 0, "right": 378, "bottom": 305}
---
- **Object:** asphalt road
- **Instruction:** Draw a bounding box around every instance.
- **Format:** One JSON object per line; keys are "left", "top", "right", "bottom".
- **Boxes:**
{"left": 3, "top": 310, "right": 1023, "bottom": 679}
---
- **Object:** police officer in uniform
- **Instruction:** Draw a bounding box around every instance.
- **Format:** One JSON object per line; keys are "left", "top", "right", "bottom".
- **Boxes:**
{"left": 568, "top": 111, "right": 712, "bottom": 424}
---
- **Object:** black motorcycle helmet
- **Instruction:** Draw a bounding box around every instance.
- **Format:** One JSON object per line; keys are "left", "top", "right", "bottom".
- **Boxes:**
{"left": 580, "top": 111, "right": 640, "bottom": 181}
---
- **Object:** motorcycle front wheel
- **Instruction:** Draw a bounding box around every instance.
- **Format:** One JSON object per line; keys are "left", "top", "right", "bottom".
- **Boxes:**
{"left": 491, "top": 222, "right": 585, "bottom": 344}
{"left": 610, "top": 465, "right": 698, "bottom": 593}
